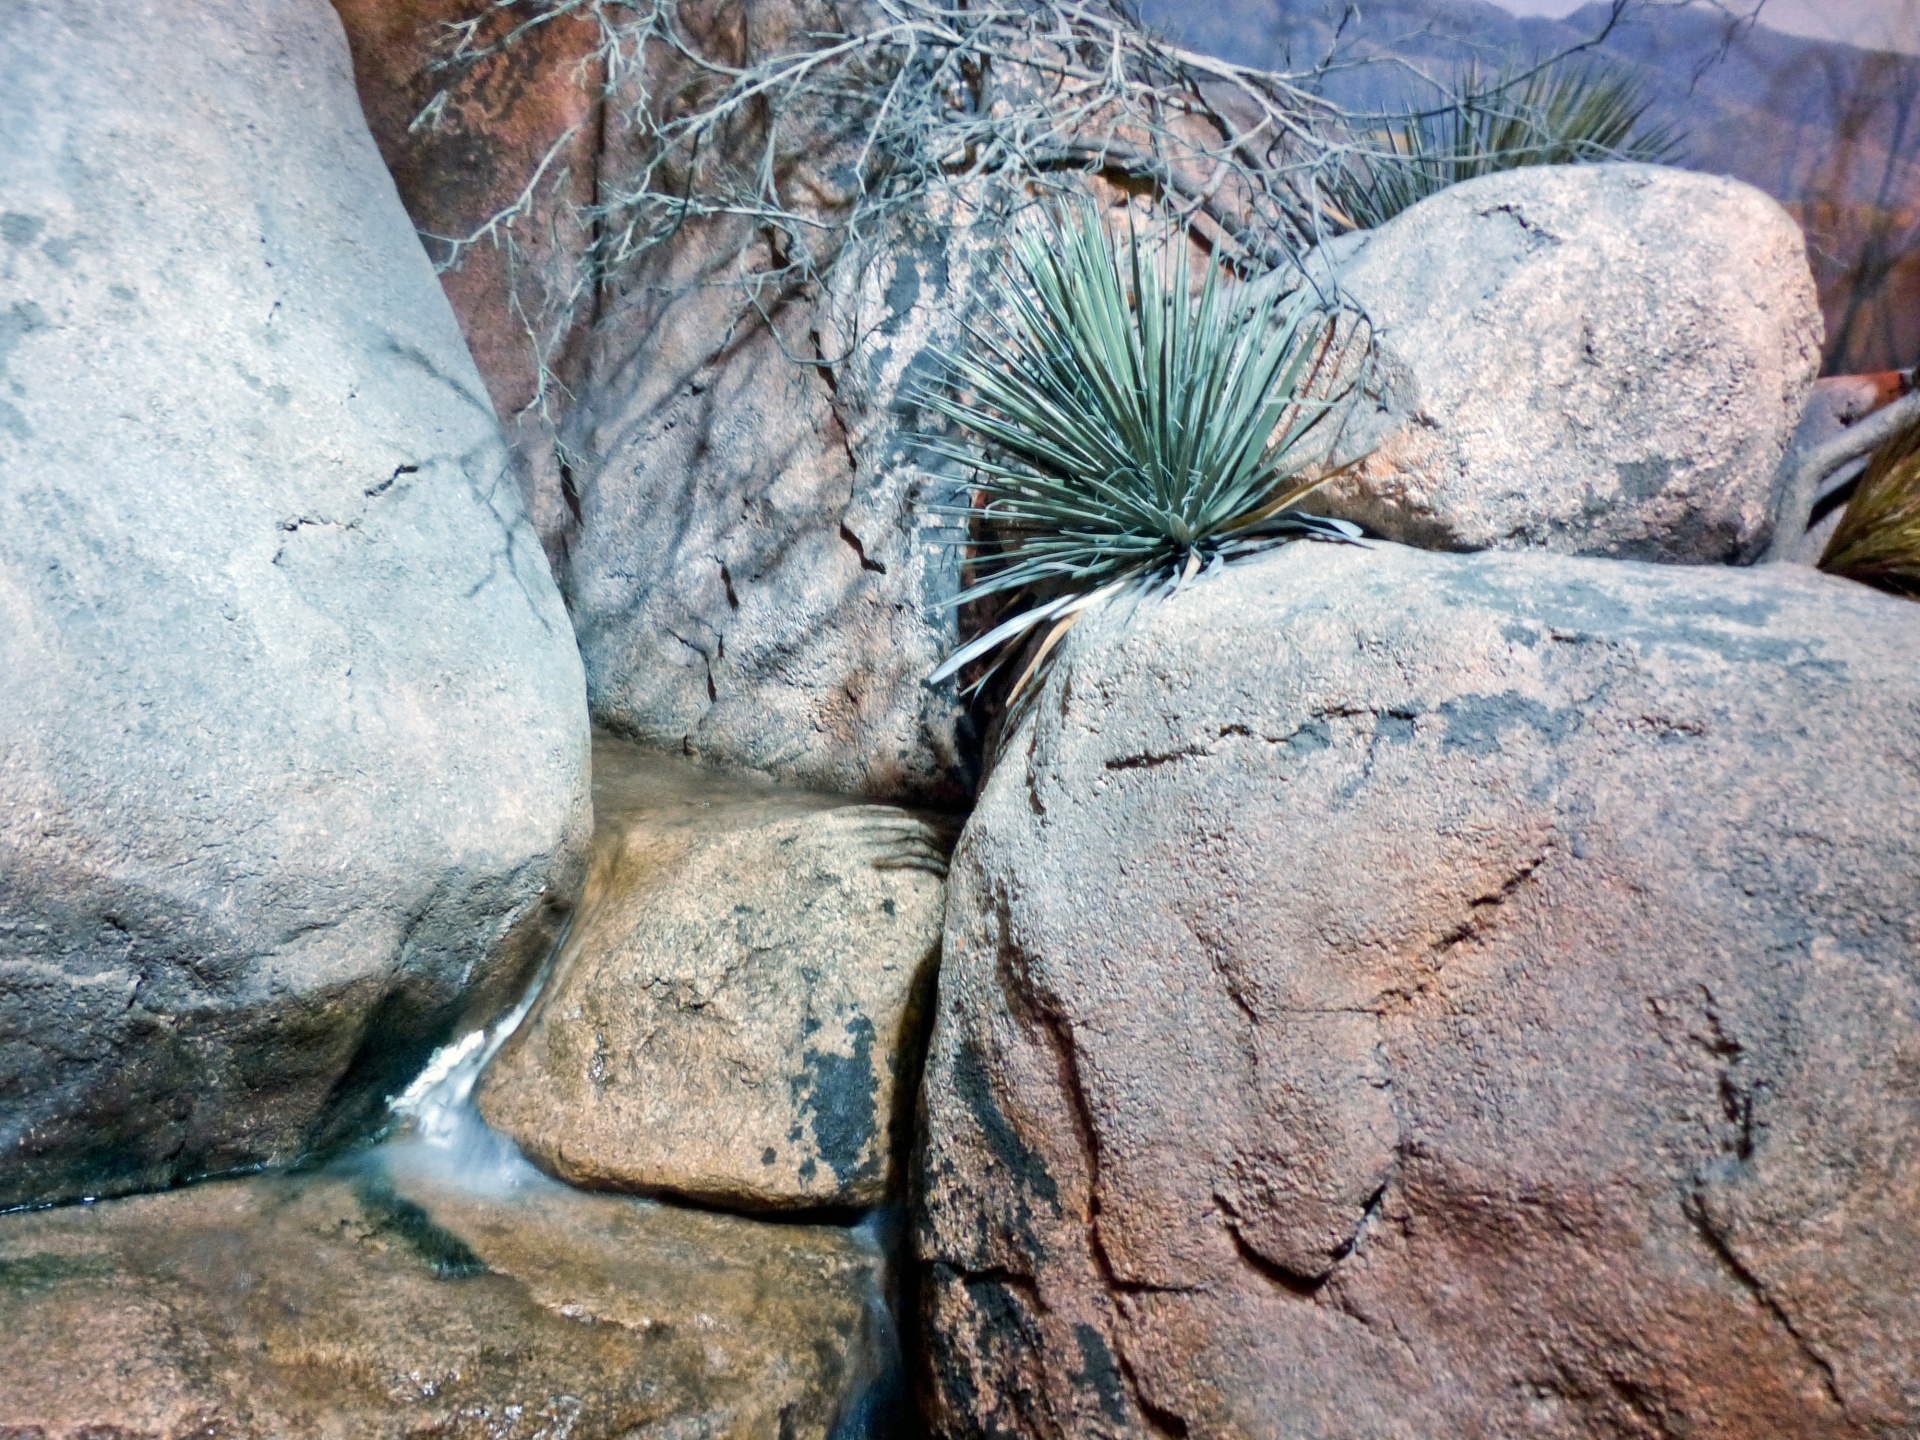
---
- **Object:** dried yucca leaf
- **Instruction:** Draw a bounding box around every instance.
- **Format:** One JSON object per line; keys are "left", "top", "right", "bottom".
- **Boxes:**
{"left": 1821, "top": 416, "right": 1920, "bottom": 600}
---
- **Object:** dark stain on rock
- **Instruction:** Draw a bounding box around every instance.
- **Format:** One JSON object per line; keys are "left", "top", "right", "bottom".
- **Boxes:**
{"left": 0, "top": 298, "right": 49, "bottom": 438}
{"left": 1286, "top": 717, "right": 1333, "bottom": 754}
{"left": 880, "top": 233, "right": 949, "bottom": 338}
{"left": 926, "top": 1266, "right": 1049, "bottom": 1440}
{"left": 1374, "top": 710, "right": 1418, "bottom": 744}
{"left": 794, "top": 1014, "right": 882, "bottom": 1187}
{"left": 951, "top": 1040, "right": 1060, "bottom": 1216}
{"left": 1437, "top": 691, "right": 1578, "bottom": 755}
{"left": 1457, "top": 568, "right": 1813, "bottom": 668}
{"left": 1070, "top": 1322, "right": 1132, "bottom": 1423}
{"left": 0, "top": 212, "right": 44, "bottom": 247}
{"left": 1616, "top": 456, "right": 1677, "bottom": 503}
{"left": 0, "top": 1252, "right": 116, "bottom": 1299}
{"left": 353, "top": 1174, "right": 487, "bottom": 1280}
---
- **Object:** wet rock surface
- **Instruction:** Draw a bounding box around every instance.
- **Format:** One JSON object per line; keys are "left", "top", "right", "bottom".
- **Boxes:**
{"left": 1315, "top": 165, "right": 1823, "bottom": 562}
{"left": 0, "top": 0, "right": 590, "bottom": 1210}
{"left": 918, "top": 540, "right": 1920, "bottom": 1438}
{"left": 0, "top": 1146, "right": 884, "bottom": 1438}
{"left": 480, "top": 740, "right": 950, "bottom": 1211}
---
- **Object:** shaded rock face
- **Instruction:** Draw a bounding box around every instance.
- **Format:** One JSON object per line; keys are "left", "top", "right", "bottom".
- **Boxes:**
{"left": 1316, "top": 165, "right": 1823, "bottom": 562}
{"left": 0, "top": 1151, "right": 882, "bottom": 1437}
{"left": 479, "top": 740, "right": 950, "bottom": 1211}
{"left": 918, "top": 541, "right": 1920, "bottom": 1438}
{"left": 338, "top": 0, "right": 988, "bottom": 801}
{"left": 562, "top": 194, "right": 991, "bottom": 803}
{"left": 0, "top": 0, "right": 591, "bottom": 1210}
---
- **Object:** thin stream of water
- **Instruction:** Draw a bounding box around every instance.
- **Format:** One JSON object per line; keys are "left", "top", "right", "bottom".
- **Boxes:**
{"left": 371, "top": 746, "right": 917, "bottom": 1437}
{"left": 384, "top": 941, "right": 565, "bottom": 1195}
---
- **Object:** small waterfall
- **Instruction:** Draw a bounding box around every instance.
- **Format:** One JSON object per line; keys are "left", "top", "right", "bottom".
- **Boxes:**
{"left": 366, "top": 737, "right": 925, "bottom": 1436}
{"left": 373, "top": 934, "right": 914, "bottom": 1440}
{"left": 382, "top": 946, "right": 560, "bottom": 1195}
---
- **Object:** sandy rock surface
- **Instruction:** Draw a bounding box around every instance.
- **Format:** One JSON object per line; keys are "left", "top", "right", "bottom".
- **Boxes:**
{"left": 480, "top": 740, "right": 950, "bottom": 1210}
{"left": 919, "top": 539, "right": 1920, "bottom": 1438}
{"left": 1316, "top": 165, "right": 1823, "bottom": 562}
{"left": 0, "top": 1151, "right": 885, "bottom": 1438}
{"left": 0, "top": 0, "right": 590, "bottom": 1209}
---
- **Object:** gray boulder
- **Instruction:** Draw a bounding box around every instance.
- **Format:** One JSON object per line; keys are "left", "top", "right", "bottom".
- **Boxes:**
{"left": 0, "top": 0, "right": 590, "bottom": 1209}
{"left": 1314, "top": 165, "right": 1823, "bottom": 562}
{"left": 919, "top": 540, "right": 1920, "bottom": 1438}
{"left": 479, "top": 741, "right": 949, "bottom": 1211}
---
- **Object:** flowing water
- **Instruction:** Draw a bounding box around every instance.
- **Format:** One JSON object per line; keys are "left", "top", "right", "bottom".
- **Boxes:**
{"left": 376, "top": 901, "right": 911, "bottom": 1439}
{"left": 385, "top": 937, "right": 565, "bottom": 1196}
{"left": 0, "top": 738, "right": 920, "bottom": 1438}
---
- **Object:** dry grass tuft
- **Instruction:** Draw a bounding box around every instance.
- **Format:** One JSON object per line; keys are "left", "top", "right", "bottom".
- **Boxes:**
{"left": 1821, "top": 415, "right": 1920, "bottom": 599}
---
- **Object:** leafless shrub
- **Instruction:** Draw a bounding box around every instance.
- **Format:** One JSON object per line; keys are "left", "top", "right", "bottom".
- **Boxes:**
{"left": 410, "top": 0, "right": 1637, "bottom": 417}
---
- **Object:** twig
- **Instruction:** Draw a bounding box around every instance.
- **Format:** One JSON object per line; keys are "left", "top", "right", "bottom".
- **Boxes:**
{"left": 1766, "top": 378, "right": 1920, "bottom": 563}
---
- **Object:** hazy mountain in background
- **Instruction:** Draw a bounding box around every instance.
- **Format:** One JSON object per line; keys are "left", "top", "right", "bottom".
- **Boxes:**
{"left": 1137, "top": 0, "right": 1920, "bottom": 373}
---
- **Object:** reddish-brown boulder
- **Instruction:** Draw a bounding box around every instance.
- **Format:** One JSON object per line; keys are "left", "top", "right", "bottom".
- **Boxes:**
{"left": 918, "top": 540, "right": 1920, "bottom": 1438}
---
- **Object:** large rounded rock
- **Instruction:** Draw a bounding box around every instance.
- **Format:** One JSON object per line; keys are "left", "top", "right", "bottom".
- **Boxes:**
{"left": 479, "top": 741, "right": 949, "bottom": 1211}
{"left": 1316, "top": 165, "right": 1823, "bottom": 562}
{"left": 918, "top": 541, "right": 1920, "bottom": 1437}
{"left": 0, "top": 0, "right": 590, "bottom": 1209}
{"left": 0, "top": 1154, "right": 885, "bottom": 1436}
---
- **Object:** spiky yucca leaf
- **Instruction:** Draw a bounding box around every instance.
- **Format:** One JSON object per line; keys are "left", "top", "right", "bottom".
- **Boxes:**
{"left": 922, "top": 205, "right": 1359, "bottom": 691}
{"left": 1325, "top": 62, "right": 1679, "bottom": 231}
{"left": 1821, "top": 416, "right": 1920, "bottom": 599}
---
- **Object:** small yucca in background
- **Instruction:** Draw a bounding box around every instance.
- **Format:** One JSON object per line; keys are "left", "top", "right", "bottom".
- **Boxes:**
{"left": 1325, "top": 62, "right": 1680, "bottom": 231}
{"left": 1821, "top": 417, "right": 1920, "bottom": 599}
{"left": 921, "top": 204, "right": 1361, "bottom": 697}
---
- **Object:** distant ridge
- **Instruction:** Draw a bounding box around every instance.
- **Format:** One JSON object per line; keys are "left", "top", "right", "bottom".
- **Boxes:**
{"left": 1139, "top": 0, "right": 1920, "bottom": 372}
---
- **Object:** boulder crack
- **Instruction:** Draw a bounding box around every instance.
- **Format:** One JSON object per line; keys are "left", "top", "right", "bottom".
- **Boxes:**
{"left": 1685, "top": 1194, "right": 1845, "bottom": 1414}
{"left": 1433, "top": 850, "right": 1548, "bottom": 953}
{"left": 1032, "top": 1004, "right": 1186, "bottom": 1436}
{"left": 1105, "top": 719, "right": 1335, "bottom": 772}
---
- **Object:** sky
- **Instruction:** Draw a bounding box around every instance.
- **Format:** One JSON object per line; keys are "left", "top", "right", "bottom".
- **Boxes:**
{"left": 1489, "top": 0, "right": 1920, "bottom": 53}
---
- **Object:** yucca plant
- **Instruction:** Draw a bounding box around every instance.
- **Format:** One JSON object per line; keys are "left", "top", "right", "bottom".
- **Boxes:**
{"left": 1821, "top": 416, "right": 1920, "bottom": 599}
{"left": 1324, "top": 62, "right": 1680, "bottom": 231}
{"left": 922, "top": 204, "right": 1361, "bottom": 697}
